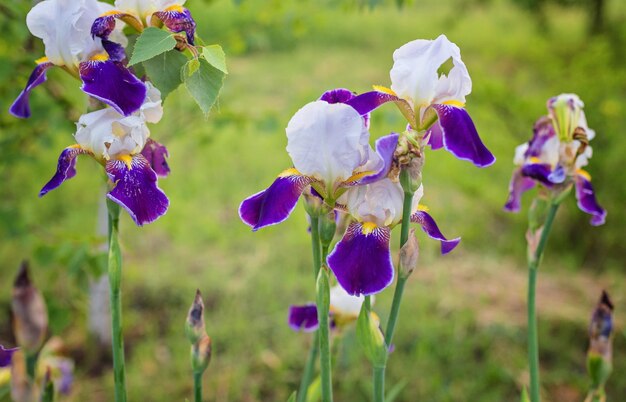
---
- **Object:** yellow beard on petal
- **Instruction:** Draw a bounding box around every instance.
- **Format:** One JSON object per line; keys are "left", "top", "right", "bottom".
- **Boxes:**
{"left": 417, "top": 204, "right": 429, "bottom": 212}
{"left": 164, "top": 5, "right": 185, "bottom": 12}
{"left": 116, "top": 154, "right": 133, "bottom": 170}
{"left": 361, "top": 222, "right": 378, "bottom": 235}
{"left": 278, "top": 168, "right": 301, "bottom": 178}
{"left": 442, "top": 99, "right": 465, "bottom": 108}
{"left": 90, "top": 53, "right": 109, "bottom": 62}
{"left": 35, "top": 56, "right": 49, "bottom": 65}
{"left": 577, "top": 169, "right": 592, "bottom": 181}
{"left": 372, "top": 85, "right": 397, "bottom": 96}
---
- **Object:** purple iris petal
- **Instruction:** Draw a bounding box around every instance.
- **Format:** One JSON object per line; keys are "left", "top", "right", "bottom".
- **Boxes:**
{"left": 345, "top": 90, "right": 398, "bottom": 116}
{"left": 79, "top": 60, "right": 147, "bottom": 116}
{"left": 410, "top": 211, "right": 460, "bottom": 254}
{"left": 426, "top": 119, "right": 444, "bottom": 150}
{"left": 521, "top": 163, "right": 555, "bottom": 186}
{"left": 525, "top": 117, "right": 556, "bottom": 158}
{"left": 105, "top": 154, "right": 169, "bottom": 226}
{"left": 357, "top": 133, "right": 399, "bottom": 185}
{"left": 239, "top": 171, "right": 313, "bottom": 231}
{"left": 39, "top": 146, "right": 89, "bottom": 197}
{"left": 0, "top": 345, "right": 18, "bottom": 368}
{"left": 102, "top": 39, "right": 126, "bottom": 62}
{"left": 547, "top": 164, "right": 566, "bottom": 184}
{"left": 153, "top": 8, "right": 197, "bottom": 45}
{"left": 91, "top": 14, "right": 119, "bottom": 40}
{"left": 575, "top": 175, "right": 606, "bottom": 226}
{"left": 288, "top": 304, "right": 319, "bottom": 332}
{"left": 504, "top": 168, "right": 536, "bottom": 212}
{"left": 10, "top": 61, "right": 54, "bottom": 118}
{"left": 320, "top": 87, "right": 370, "bottom": 127}
{"left": 430, "top": 104, "right": 495, "bottom": 167}
{"left": 141, "top": 139, "right": 170, "bottom": 177}
{"left": 327, "top": 222, "right": 394, "bottom": 296}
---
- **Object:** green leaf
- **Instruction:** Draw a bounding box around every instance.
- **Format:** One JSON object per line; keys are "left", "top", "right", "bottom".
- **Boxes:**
{"left": 305, "top": 376, "right": 321, "bottom": 402}
{"left": 286, "top": 391, "right": 297, "bottom": 402}
{"left": 186, "top": 59, "right": 200, "bottom": 77}
{"left": 129, "top": 27, "right": 177, "bottom": 66}
{"left": 142, "top": 50, "right": 188, "bottom": 100}
{"left": 183, "top": 58, "right": 225, "bottom": 116}
{"left": 520, "top": 387, "right": 530, "bottom": 402}
{"left": 384, "top": 380, "right": 407, "bottom": 402}
{"left": 201, "top": 45, "right": 228, "bottom": 74}
{"left": 357, "top": 298, "right": 388, "bottom": 367}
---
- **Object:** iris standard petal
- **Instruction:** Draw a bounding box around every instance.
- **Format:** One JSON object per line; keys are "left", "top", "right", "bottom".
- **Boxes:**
{"left": 410, "top": 210, "right": 460, "bottom": 254}
{"left": 79, "top": 59, "right": 147, "bottom": 116}
{"left": 152, "top": 6, "right": 196, "bottom": 45}
{"left": 105, "top": 154, "right": 169, "bottom": 226}
{"left": 345, "top": 90, "right": 399, "bottom": 116}
{"left": 575, "top": 174, "right": 606, "bottom": 226}
{"left": 39, "top": 146, "right": 90, "bottom": 197}
{"left": 504, "top": 168, "right": 536, "bottom": 212}
{"left": 239, "top": 169, "right": 313, "bottom": 231}
{"left": 320, "top": 88, "right": 371, "bottom": 128}
{"left": 430, "top": 104, "right": 495, "bottom": 167}
{"left": 141, "top": 138, "right": 170, "bottom": 177}
{"left": 10, "top": 60, "right": 54, "bottom": 119}
{"left": 288, "top": 304, "right": 319, "bottom": 332}
{"left": 0, "top": 345, "right": 18, "bottom": 368}
{"left": 355, "top": 133, "right": 399, "bottom": 185}
{"left": 327, "top": 222, "right": 394, "bottom": 296}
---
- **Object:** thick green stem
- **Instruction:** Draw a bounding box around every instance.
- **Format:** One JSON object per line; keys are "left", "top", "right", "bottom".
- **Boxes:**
{"left": 527, "top": 202, "right": 559, "bottom": 402}
{"left": 193, "top": 371, "right": 203, "bottom": 402}
{"left": 317, "top": 268, "right": 333, "bottom": 402}
{"left": 107, "top": 200, "right": 127, "bottom": 402}
{"left": 373, "top": 366, "right": 385, "bottom": 402}
{"left": 297, "top": 332, "right": 319, "bottom": 402}
{"left": 310, "top": 215, "right": 322, "bottom": 279}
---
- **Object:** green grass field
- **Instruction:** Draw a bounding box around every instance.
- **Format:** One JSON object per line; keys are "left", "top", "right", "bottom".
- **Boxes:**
{"left": 1, "top": 0, "right": 625, "bottom": 400}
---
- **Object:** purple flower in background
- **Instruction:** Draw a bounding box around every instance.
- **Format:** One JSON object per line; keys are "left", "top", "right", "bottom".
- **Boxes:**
{"left": 504, "top": 94, "right": 606, "bottom": 226}
{"left": 39, "top": 83, "right": 170, "bottom": 226}
{"left": 344, "top": 35, "right": 495, "bottom": 167}
{"left": 10, "top": 0, "right": 146, "bottom": 119}
{"left": 328, "top": 179, "right": 460, "bottom": 296}
{"left": 0, "top": 345, "right": 18, "bottom": 368}
{"left": 239, "top": 91, "right": 399, "bottom": 231}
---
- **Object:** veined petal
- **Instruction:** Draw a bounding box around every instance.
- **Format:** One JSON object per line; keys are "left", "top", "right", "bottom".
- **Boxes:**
{"left": 80, "top": 59, "right": 147, "bottom": 116}
{"left": 239, "top": 169, "right": 313, "bottom": 231}
{"left": 106, "top": 154, "right": 169, "bottom": 226}
{"left": 288, "top": 304, "right": 319, "bottom": 332}
{"left": 152, "top": 6, "right": 196, "bottom": 45}
{"left": 504, "top": 168, "right": 536, "bottom": 212}
{"left": 410, "top": 210, "right": 460, "bottom": 254}
{"left": 520, "top": 163, "right": 555, "bottom": 186}
{"left": 10, "top": 60, "right": 54, "bottom": 119}
{"left": 353, "top": 133, "right": 399, "bottom": 185}
{"left": 39, "top": 146, "right": 90, "bottom": 197}
{"left": 327, "top": 222, "right": 394, "bottom": 296}
{"left": 430, "top": 104, "right": 495, "bottom": 167}
{"left": 141, "top": 139, "right": 170, "bottom": 177}
{"left": 575, "top": 174, "right": 606, "bottom": 226}
{"left": 0, "top": 345, "right": 18, "bottom": 368}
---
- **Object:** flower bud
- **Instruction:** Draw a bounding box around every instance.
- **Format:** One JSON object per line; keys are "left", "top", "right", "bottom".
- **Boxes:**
{"left": 191, "top": 335, "right": 212, "bottom": 374}
{"left": 547, "top": 93, "right": 584, "bottom": 142}
{"left": 185, "top": 289, "right": 206, "bottom": 345}
{"left": 399, "top": 229, "right": 419, "bottom": 278}
{"left": 302, "top": 187, "right": 324, "bottom": 217}
{"left": 12, "top": 262, "right": 48, "bottom": 353}
{"left": 587, "top": 290, "right": 613, "bottom": 392}
{"left": 319, "top": 211, "right": 337, "bottom": 250}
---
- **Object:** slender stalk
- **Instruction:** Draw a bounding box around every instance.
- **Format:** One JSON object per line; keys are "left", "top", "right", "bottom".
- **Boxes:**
{"left": 317, "top": 268, "right": 333, "bottom": 402}
{"left": 527, "top": 202, "right": 559, "bottom": 402}
{"left": 107, "top": 199, "right": 127, "bottom": 402}
{"left": 373, "top": 367, "right": 385, "bottom": 402}
{"left": 310, "top": 215, "right": 322, "bottom": 279}
{"left": 193, "top": 371, "right": 203, "bottom": 402}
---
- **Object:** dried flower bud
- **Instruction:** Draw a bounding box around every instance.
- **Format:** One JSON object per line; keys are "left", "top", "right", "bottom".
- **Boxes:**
{"left": 10, "top": 350, "right": 31, "bottom": 402}
{"left": 191, "top": 335, "right": 212, "bottom": 374}
{"left": 399, "top": 229, "right": 419, "bottom": 278}
{"left": 12, "top": 262, "right": 48, "bottom": 353}
{"left": 185, "top": 289, "right": 206, "bottom": 345}
{"left": 586, "top": 290, "right": 613, "bottom": 397}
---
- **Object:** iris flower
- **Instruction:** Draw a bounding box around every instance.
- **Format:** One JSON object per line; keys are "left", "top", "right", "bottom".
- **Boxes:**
{"left": 10, "top": 0, "right": 146, "bottom": 119}
{"left": 327, "top": 179, "right": 459, "bottom": 296}
{"left": 91, "top": 0, "right": 197, "bottom": 46}
{"left": 39, "top": 83, "right": 170, "bottom": 226}
{"left": 504, "top": 94, "right": 606, "bottom": 226}
{"left": 343, "top": 35, "right": 495, "bottom": 167}
{"left": 239, "top": 89, "right": 399, "bottom": 231}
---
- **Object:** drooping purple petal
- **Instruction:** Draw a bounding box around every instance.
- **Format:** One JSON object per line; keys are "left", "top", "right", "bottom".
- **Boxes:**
{"left": 10, "top": 60, "right": 54, "bottom": 118}
{"left": 152, "top": 8, "right": 197, "bottom": 45}
{"left": 504, "top": 168, "right": 536, "bottom": 212}
{"left": 79, "top": 60, "right": 147, "bottom": 116}
{"left": 525, "top": 117, "right": 556, "bottom": 158}
{"left": 102, "top": 39, "right": 126, "bottom": 62}
{"left": 345, "top": 90, "right": 398, "bottom": 116}
{"left": 0, "top": 345, "right": 18, "bottom": 368}
{"left": 320, "top": 88, "right": 370, "bottom": 128}
{"left": 426, "top": 118, "right": 444, "bottom": 150}
{"left": 575, "top": 174, "right": 606, "bottom": 226}
{"left": 327, "top": 222, "right": 394, "bottom": 296}
{"left": 547, "top": 164, "right": 566, "bottom": 184}
{"left": 410, "top": 211, "right": 461, "bottom": 254}
{"left": 239, "top": 169, "right": 313, "bottom": 231}
{"left": 521, "top": 163, "right": 555, "bottom": 186}
{"left": 141, "top": 138, "right": 170, "bottom": 177}
{"left": 356, "top": 133, "right": 399, "bottom": 185}
{"left": 106, "top": 154, "right": 169, "bottom": 226}
{"left": 430, "top": 104, "right": 495, "bottom": 167}
{"left": 91, "top": 13, "right": 119, "bottom": 40}
{"left": 288, "top": 304, "right": 319, "bottom": 332}
{"left": 39, "top": 146, "right": 89, "bottom": 197}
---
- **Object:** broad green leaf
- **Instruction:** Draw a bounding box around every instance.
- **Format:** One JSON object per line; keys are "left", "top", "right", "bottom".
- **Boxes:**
{"left": 357, "top": 299, "right": 387, "bottom": 367}
{"left": 201, "top": 45, "right": 228, "bottom": 74}
{"left": 305, "top": 376, "right": 321, "bottom": 402}
{"left": 286, "top": 391, "right": 297, "bottom": 402}
{"left": 129, "top": 27, "right": 177, "bottom": 66}
{"left": 186, "top": 59, "right": 200, "bottom": 77}
{"left": 183, "top": 58, "right": 225, "bottom": 116}
{"left": 143, "top": 50, "right": 187, "bottom": 100}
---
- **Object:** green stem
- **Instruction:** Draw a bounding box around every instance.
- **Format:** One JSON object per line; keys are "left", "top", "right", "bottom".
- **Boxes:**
{"left": 107, "top": 200, "right": 127, "bottom": 402}
{"left": 310, "top": 215, "right": 322, "bottom": 279}
{"left": 373, "top": 366, "right": 385, "bottom": 402}
{"left": 297, "top": 332, "right": 319, "bottom": 402}
{"left": 317, "top": 268, "right": 333, "bottom": 402}
{"left": 527, "top": 202, "right": 559, "bottom": 402}
{"left": 193, "top": 371, "right": 203, "bottom": 402}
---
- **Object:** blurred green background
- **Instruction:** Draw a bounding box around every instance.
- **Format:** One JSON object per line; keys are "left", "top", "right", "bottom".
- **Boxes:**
{"left": 1, "top": 0, "right": 625, "bottom": 400}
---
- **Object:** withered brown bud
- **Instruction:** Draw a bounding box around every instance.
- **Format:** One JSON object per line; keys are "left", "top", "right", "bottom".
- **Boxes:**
{"left": 399, "top": 229, "right": 419, "bottom": 278}
{"left": 191, "top": 334, "right": 212, "bottom": 373}
{"left": 185, "top": 289, "right": 206, "bottom": 345}
{"left": 12, "top": 261, "right": 48, "bottom": 353}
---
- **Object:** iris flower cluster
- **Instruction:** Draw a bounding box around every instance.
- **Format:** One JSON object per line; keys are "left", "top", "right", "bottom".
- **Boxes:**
{"left": 240, "top": 34, "right": 494, "bottom": 299}
{"left": 11, "top": 0, "right": 199, "bottom": 225}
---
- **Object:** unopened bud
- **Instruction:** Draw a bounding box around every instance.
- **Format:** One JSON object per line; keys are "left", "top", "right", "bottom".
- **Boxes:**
{"left": 185, "top": 289, "right": 206, "bottom": 345}
{"left": 302, "top": 187, "right": 324, "bottom": 217}
{"left": 12, "top": 262, "right": 48, "bottom": 353}
{"left": 319, "top": 211, "right": 337, "bottom": 249}
{"left": 587, "top": 290, "right": 613, "bottom": 393}
{"left": 191, "top": 335, "right": 212, "bottom": 374}
{"left": 399, "top": 229, "right": 419, "bottom": 278}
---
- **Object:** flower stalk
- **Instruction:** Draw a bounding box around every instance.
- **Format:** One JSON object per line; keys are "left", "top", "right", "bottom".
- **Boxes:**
{"left": 317, "top": 264, "right": 333, "bottom": 402}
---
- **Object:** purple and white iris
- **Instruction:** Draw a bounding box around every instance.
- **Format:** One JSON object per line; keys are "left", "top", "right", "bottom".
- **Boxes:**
{"left": 344, "top": 35, "right": 495, "bottom": 167}
{"left": 40, "top": 83, "right": 170, "bottom": 226}
{"left": 504, "top": 94, "right": 606, "bottom": 226}
{"left": 328, "top": 179, "right": 460, "bottom": 296}
{"left": 10, "top": 0, "right": 147, "bottom": 119}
